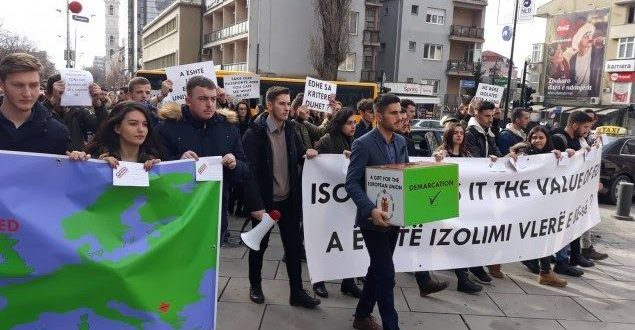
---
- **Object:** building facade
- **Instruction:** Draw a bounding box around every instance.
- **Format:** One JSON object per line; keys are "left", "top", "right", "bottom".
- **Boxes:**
{"left": 141, "top": 1, "right": 202, "bottom": 70}
{"left": 200, "top": 0, "right": 381, "bottom": 81}
{"left": 127, "top": 0, "right": 175, "bottom": 73}
{"left": 377, "top": 0, "right": 486, "bottom": 111}
{"left": 535, "top": 0, "right": 635, "bottom": 107}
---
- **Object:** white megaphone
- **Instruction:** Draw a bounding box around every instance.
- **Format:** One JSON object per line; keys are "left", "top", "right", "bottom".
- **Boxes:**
{"left": 241, "top": 210, "right": 281, "bottom": 251}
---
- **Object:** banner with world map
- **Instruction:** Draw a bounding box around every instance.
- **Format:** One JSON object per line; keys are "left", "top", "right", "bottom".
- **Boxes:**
{"left": 0, "top": 151, "right": 221, "bottom": 329}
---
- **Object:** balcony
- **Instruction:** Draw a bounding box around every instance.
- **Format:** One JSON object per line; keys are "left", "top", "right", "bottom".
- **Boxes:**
{"left": 363, "top": 30, "right": 380, "bottom": 46}
{"left": 450, "top": 25, "right": 485, "bottom": 42}
{"left": 447, "top": 60, "right": 474, "bottom": 77}
{"left": 453, "top": 0, "right": 487, "bottom": 8}
{"left": 204, "top": 20, "right": 248, "bottom": 45}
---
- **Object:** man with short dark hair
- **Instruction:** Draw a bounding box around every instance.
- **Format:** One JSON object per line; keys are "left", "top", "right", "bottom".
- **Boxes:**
{"left": 157, "top": 75, "right": 248, "bottom": 248}
{"left": 464, "top": 100, "right": 504, "bottom": 281}
{"left": 346, "top": 93, "right": 408, "bottom": 330}
{"left": 0, "top": 53, "right": 69, "bottom": 154}
{"left": 242, "top": 86, "right": 321, "bottom": 309}
{"left": 400, "top": 98, "right": 416, "bottom": 124}
{"left": 354, "top": 98, "right": 374, "bottom": 139}
{"left": 41, "top": 73, "right": 108, "bottom": 151}
{"left": 497, "top": 107, "right": 530, "bottom": 154}
{"left": 551, "top": 111, "right": 599, "bottom": 276}
{"left": 127, "top": 76, "right": 160, "bottom": 125}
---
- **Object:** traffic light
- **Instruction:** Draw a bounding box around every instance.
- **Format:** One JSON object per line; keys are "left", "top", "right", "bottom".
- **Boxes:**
{"left": 524, "top": 86, "right": 536, "bottom": 107}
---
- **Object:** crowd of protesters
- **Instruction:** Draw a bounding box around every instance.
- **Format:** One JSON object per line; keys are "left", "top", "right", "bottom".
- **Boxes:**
{"left": 0, "top": 53, "right": 609, "bottom": 330}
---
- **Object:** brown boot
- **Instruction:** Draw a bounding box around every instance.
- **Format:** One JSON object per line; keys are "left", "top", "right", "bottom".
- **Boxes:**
{"left": 539, "top": 271, "right": 568, "bottom": 287}
{"left": 487, "top": 264, "right": 504, "bottom": 279}
{"left": 353, "top": 315, "right": 383, "bottom": 330}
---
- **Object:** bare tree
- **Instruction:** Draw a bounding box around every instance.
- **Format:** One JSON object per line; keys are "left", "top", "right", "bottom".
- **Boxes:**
{"left": 103, "top": 56, "right": 129, "bottom": 91}
{"left": 83, "top": 65, "right": 106, "bottom": 89}
{"left": 0, "top": 22, "right": 55, "bottom": 81}
{"left": 309, "top": 0, "right": 352, "bottom": 81}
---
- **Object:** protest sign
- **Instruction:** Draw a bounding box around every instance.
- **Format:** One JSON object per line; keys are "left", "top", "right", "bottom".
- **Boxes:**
{"left": 474, "top": 83, "right": 505, "bottom": 103}
{"left": 165, "top": 61, "right": 217, "bottom": 104}
{"left": 223, "top": 74, "right": 260, "bottom": 99}
{"left": 59, "top": 68, "right": 93, "bottom": 107}
{"left": 302, "top": 77, "right": 337, "bottom": 113}
{"left": 303, "top": 153, "right": 601, "bottom": 283}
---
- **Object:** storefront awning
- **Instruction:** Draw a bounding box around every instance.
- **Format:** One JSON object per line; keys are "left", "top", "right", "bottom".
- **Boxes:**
{"left": 406, "top": 96, "right": 441, "bottom": 104}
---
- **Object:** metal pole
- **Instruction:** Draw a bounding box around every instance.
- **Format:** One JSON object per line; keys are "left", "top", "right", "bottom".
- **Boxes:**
{"left": 520, "top": 60, "right": 528, "bottom": 106}
{"left": 503, "top": 0, "right": 520, "bottom": 121}
{"left": 74, "top": 27, "right": 77, "bottom": 68}
{"left": 66, "top": 0, "right": 71, "bottom": 68}
{"left": 613, "top": 182, "right": 634, "bottom": 221}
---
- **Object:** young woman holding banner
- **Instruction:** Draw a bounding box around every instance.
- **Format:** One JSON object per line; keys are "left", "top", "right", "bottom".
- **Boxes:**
{"left": 433, "top": 122, "right": 488, "bottom": 294}
{"left": 85, "top": 101, "right": 163, "bottom": 170}
{"left": 508, "top": 126, "right": 574, "bottom": 287}
{"left": 312, "top": 108, "right": 363, "bottom": 299}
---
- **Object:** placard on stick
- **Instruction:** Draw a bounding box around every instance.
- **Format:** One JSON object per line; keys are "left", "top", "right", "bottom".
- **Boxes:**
{"left": 223, "top": 74, "right": 260, "bottom": 99}
{"left": 302, "top": 77, "right": 337, "bottom": 113}
{"left": 165, "top": 61, "right": 217, "bottom": 104}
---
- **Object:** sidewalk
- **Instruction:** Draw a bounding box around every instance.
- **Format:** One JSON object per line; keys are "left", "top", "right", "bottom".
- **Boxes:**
{"left": 216, "top": 204, "right": 635, "bottom": 330}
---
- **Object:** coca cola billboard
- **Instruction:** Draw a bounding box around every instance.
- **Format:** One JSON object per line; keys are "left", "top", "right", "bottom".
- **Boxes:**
{"left": 544, "top": 9, "right": 609, "bottom": 102}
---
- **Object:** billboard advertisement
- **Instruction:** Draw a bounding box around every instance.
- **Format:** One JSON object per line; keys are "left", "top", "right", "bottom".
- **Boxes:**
{"left": 544, "top": 9, "right": 609, "bottom": 101}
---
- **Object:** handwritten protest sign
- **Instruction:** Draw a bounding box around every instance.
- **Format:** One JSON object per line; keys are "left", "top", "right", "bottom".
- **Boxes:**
{"left": 302, "top": 77, "right": 337, "bottom": 113}
{"left": 59, "top": 68, "right": 94, "bottom": 107}
{"left": 223, "top": 75, "right": 260, "bottom": 99}
{"left": 474, "top": 83, "right": 505, "bottom": 103}
{"left": 165, "top": 61, "right": 217, "bottom": 104}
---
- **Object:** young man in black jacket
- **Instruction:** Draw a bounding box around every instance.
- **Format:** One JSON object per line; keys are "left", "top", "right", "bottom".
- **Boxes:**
{"left": 157, "top": 76, "right": 248, "bottom": 248}
{"left": 0, "top": 53, "right": 69, "bottom": 155}
{"left": 242, "top": 86, "right": 321, "bottom": 309}
{"left": 41, "top": 74, "right": 108, "bottom": 151}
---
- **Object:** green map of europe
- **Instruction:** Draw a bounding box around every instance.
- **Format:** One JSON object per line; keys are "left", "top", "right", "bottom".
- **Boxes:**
{"left": 0, "top": 151, "right": 220, "bottom": 329}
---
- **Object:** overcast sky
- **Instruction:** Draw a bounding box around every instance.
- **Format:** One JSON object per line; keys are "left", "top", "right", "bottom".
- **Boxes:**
{"left": 1, "top": 0, "right": 550, "bottom": 73}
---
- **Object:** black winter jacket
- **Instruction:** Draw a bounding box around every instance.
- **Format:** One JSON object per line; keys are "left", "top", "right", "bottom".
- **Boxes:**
{"left": 242, "top": 112, "right": 306, "bottom": 216}
{"left": 0, "top": 97, "right": 69, "bottom": 155}
{"left": 465, "top": 120, "right": 502, "bottom": 158}
{"left": 42, "top": 99, "right": 108, "bottom": 151}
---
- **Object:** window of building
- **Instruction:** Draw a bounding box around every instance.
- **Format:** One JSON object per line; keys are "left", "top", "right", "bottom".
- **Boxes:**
{"left": 421, "top": 79, "right": 440, "bottom": 94}
{"left": 145, "top": 52, "right": 177, "bottom": 70}
{"left": 628, "top": 5, "right": 634, "bottom": 24}
{"left": 109, "top": 5, "right": 114, "bottom": 15}
{"left": 618, "top": 37, "right": 635, "bottom": 59}
{"left": 363, "top": 46, "right": 374, "bottom": 70}
{"left": 406, "top": 77, "right": 414, "bottom": 83}
{"left": 379, "top": 42, "right": 386, "bottom": 52}
{"left": 425, "top": 8, "right": 445, "bottom": 25}
{"left": 143, "top": 17, "right": 177, "bottom": 45}
{"left": 109, "top": 49, "right": 115, "bottom": 57}
{"left": 411, "top": 5, "right": 419, "bottom": 16}
{"left": 109, "top": 36, "right": 114, "bottom": 46}
{"left": 338, "top": 53, "right": 356, "bottom": 72}
{"left": 365, "top": 8, "right": 377, "bottom": 30}
{"left": 384, "top": 8, "right": 389, "bottom": 16}
{"left": 408, "top": 41, "right": 416, "bottom": 51}
{"left": 531, "top": 43, "right": 544, "bottom": 63}
{"left": 349, "top": 11, "right": 358, "bottom": 35}
{"left": 423, "top": 44, "right": 442, "bottom": 60}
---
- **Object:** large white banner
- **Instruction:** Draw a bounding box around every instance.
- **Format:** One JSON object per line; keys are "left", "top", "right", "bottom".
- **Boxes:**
{"left": 303, "top": 152, "right": 601, "bottom": 283}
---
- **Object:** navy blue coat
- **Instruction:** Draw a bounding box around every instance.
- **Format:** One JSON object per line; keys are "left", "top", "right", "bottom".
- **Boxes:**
{"left": 345, "top": 128, "right": 409, "bottom": 230}
{"left": 241, "top": 112, "right": 306, "bottom": 217}
{"left": 0, "top": 97, "right": 69, "bottom": 155}
{"left": 354, "top": 120, "right": 373, "bottom": 140}
{"left": 157, "top": 104, "right": 249, "bottom": 231}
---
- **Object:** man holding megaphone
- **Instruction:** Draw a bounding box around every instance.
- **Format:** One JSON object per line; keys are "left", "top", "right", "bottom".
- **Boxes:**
{"left": 242, "top": 86, "right": 320, "bottom": 309}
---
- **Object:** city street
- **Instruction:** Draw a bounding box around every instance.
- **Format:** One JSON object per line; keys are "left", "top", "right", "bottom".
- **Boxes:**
{"left": 217, "top": 203, "right": 635, "bottom": 330}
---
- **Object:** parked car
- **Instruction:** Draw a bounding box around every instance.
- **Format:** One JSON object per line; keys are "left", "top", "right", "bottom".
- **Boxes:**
{"left": 413, "top": 119, "right": 444, "bottom": 130}
{"left": 599, "top": 136, "right": 634, "bottom": 204}
{"left": 408, "top": 127, "right": 444, "bottom": 157}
